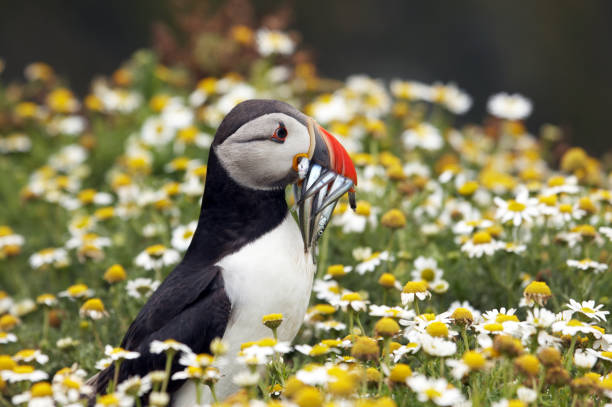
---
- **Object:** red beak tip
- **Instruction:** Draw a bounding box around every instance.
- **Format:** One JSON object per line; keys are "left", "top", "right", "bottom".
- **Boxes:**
{"left": 318, "top": 126, "right": 358, "bottom": 186}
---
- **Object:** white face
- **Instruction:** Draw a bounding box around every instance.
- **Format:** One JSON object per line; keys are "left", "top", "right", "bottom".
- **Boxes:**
{"left": 214, "top": 113, "right": 311, "bottom": 190}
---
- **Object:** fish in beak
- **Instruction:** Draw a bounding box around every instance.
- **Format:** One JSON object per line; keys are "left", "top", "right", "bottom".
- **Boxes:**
{"left": 293, "top": 118, "right": 358, "bottom": 251}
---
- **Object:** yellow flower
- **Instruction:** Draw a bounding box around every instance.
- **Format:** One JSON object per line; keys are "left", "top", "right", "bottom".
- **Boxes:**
{"left": 79, "top": 298, "right": 108, "bottom": 320}
{"left": 537, "top": 347, "right": 561, "bottom": 367}
{"left": 523, "top": 281, "right": 552, "bottom": 306}
{"left": 293, "top": 387, "right": 323, "bottom": 407}
{"left": 374, "top": 318, "right": 400, "bottom": 337}
{"left": 47, "top": 88, "right": 79, "bottom": 113}
{"left": 561, "top": 147, "right": 588, "bottom": 173}
{"left": 388, "top": 363, "right": 412, "bottom": 383}
{"left": 0, "top": 314, "right": 19, "bottom": 331}
{"left": 351, "top": 336, "right": 379, "bottom": 361}
{"left": 381, "top": 209, "right": 406, "bottom": 229}
{"left": 30, "top": 381, "right": 53, "bottom": 397}
{"left": 149, "top": 94, "right": 170, "bottom": 112}
{"left": 378, "top": 273, "right": 398, "bottom": 289}
{"left": 458, "top": 181, "right": 479, "bottom": 196}
{"left": 451, "top": 308, "right": 474, "bottom": 326}
{"left": 231, "top": 25, "right": 254, "bottom": 45}
{"left": 262, "top": 313, "right": 283, "bottom": 330}
{"left": 426, "top": 322, "right": 449, "bottom": 338}
{"left": 355, "top": 201, "right": 372, "bottom": 216}
{"left": 514, "top": 354, "right": 540, "bottom": 377}
{"left": 326, "top": 264, "right": 347, "bottom": 279}
{"left": 104, "top": 264, "right": 127, "bottom": 283}
{"left": 462, "top": 351, "right": 486, "bottom": 370}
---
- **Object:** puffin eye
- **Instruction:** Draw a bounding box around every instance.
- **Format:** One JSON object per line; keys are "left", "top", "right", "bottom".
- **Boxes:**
{"left": 271, "top": 124, "right": 288, "bottom": 143}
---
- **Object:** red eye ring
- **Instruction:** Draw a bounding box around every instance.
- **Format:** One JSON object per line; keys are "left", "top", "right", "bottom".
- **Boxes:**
{"left": 271, "top": 124, "right": 288, "bottom": 143}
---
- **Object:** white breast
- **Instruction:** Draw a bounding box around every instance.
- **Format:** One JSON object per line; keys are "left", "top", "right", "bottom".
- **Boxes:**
{"left": 173, "top": 214, "right": 315, "bottom": 406}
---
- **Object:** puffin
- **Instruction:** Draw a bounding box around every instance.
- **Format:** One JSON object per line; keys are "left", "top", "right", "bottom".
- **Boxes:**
{"left": 91, "top": 99, "right": 357, "bottom": 405}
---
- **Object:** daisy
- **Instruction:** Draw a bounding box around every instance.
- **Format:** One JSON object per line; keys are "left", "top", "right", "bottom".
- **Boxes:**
{"left": 79, "top": 298, "right": 108, "bottom": 320}
{"left": 402, "top": 123, "right": 444, "bottom": 151}
{"left": 59, "top": 283, "right": 94, "bottom": 300}
{"left": 390, "top": 80, "right": 432, "bottom": 101}
{"left": 13, "top": 349, "right": 49, "bottom": 365}
{"left": 11, "top": 381, "right": 55, "bottom": 407}
{"left": 0, "top": 332, "right": 17, "bottom": 344}
{"left": 411, "top": 256, "right": 444, "bottom": 284}
{"left": 551, "top": 318, "right": 602, "bottom": 337}
{"left": 494, "top": 187, "right": 539, "bottom": 226}
{"left": 355, "top": 251, "right": 391, "bottom": 274}
{"left": 487, "top": 92, "right": 532, "bottom": 120}
{"left": 599, "top": 226, "right": 612, "bottom": 241}
{"left": 255, "top": 29, "right": 295, "bottom": 56}
{"left": 331, "top": 292, "right": 369, "bottom": 312}
{"left": 117, "top": 375, "right": 152, "bottom": 398}
{"left": 134, "top": 244, "right": 180, "bottom": 270}
{"left": 369, "top": 305, "right": 415, "bottom": 320}
{"left": 2, "top": 365, "right": 49, "bottom": 383}
{"left": 105, "top": 345, "right": 140, "bottom": 361}
{"left": 401, "top": 281, "right": 431, "bottom": 304}
{"left": 574, "top": 349, "right": 597, "bottom": 369}
{"left": 29, "top": 247, "right": 70, "bottom": 269}
{"left": 141, "top": 116, "right": 175, "bottom": 146}
{"left": 419, "top": 335, "right": 457, "bottom": 357}
{"left": 566, "top": 299, "right": 609, "bottom": 321}
{"left": 542, "top": 175, "right": 580, "bottom": 195}
{"left": 171, "top": 221, "right": 198, "bottom": 251}
{"left": 407, "top": 374, "right": 465, "bottom": 406}
{"left": 150, "top": 339, "right": 192, "bottom": 355}
{"left": 567, "top": 259, "right": 608, "bottom": 273}
{"left": 446, "top": 350, "right": 488, "bottom": 379}
{"left": 460, "top": 231, "right": 503, "bottom": 258}
{"left": 126, "top": 278, "right": 161, "bottom": 299}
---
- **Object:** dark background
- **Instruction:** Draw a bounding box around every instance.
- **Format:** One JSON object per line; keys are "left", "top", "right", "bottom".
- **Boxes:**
{"left": 1, "top": 0, "right": 611, "bottom": 155}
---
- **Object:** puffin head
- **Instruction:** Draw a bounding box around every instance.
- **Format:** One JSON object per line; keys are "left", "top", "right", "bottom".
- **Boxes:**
{"left": 212, "top": 99, "right": 357, "bottom": 249}
{"left": 213, "top": 99, "right": 357, "bottom": 192}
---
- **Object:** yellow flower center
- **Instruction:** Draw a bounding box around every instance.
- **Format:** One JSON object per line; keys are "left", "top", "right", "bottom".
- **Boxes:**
{"left": 13, "top": 365, "right": 35, "bottom": 374}
{"left": 104, "top": 264, "right": 126, "bottom": 283}
{"left": 94, "top": 207, "right": 115, "bottom": 220}
{"left": 171, "top": 157, "right": 190, "bottom": 171}
{"left": 601, "top": 351, "right": 612, "bottom": 359}
{"left": 472, "top": 231, "right": 492, "bottom": 244}
{"left": 15, "top": 349, "right": 35, "bottom": 359}
{"left": 262, "top": 314, "right": 283, "bottom": 324}
{"left": 548, "top": 176, "right": 565, "bottom": 187}
{"left": 355, "top": 201, "right": 371, "bottom": 216}
{"left": 67, "top": 284, "right": 88, "bottom": 297}
{"left": 420, "top": 268, "right": 435, "bottom": 282}
{"left": 30, "top": 382, "right": 53, "bottom": 397}
{"left": 78, "top": 189, "right": 97, "bottom": 204}
{"left": 507, "top": 200, "right": 526, "bottom": 212}
{"left": 559, "top": 203, "right": 573, "bottom": 213}
{"left": 496, "top": 314, "right": 519, "bottom": 323}
{"left": 0, "top": 356, "right": 16, "bottom": 370}
{"left": 63, "top": 377, "right": 81, "bottom": 389}
{"left": 327, "top": 264, "right": 346, "bottom": 278}
{"left": 389, "top": 363, "right": 412, "bottom": 382}
{"left": 149, "top": 94, "right": 170, "bottom": 112}
{"left": 424, "top": 388, "right": 442, "bottom": 400}
{"left": 462, "top": 351, "right": 486, "bottom": 369}
{"left": 98, "top": 394, "right": 120, "bottom": 406}
{"left": 458, "top": 181, "right": 479, "bottom": 196}
{"left": 426, "top": 322, "right": 449, "bottom": 337}
{"left": 81, "top": 298, "right": 105, "bottom": 312}
{"left": 378, "top": 273, "right": 397, "bottom": 288}
{"left": 484, "top": 323, "right": 503, "bottom": 332}
{"left": 403, "top": 280, "right": 428, "bottom": 294}
{"left": 0, "top": 226, "right": 13, "bottom": 237}
{"left": 178, "top": 126, "right": 198, "bottom": 143}
{"left": 314, "top": 304, "right": 336, "bottom": 315}
{"left": 524, "top": 281, "right": 551, "bottom": 296}
{"left": 451, "top": 308, "right": 474, "bottom": 322}
{"left": 145, "top": 244, "right": 166, "bottom": 257}
{"left": 581, "top": 307, "right": 595, "bottom": 314}
{"left": 567, "top": 319, "right": 583, "bottom": 327}
{"left": 341, "top": 292, "right": 363, "bottom": 302}
{"left": 309, "top": 344, "right": 330, "bottom": 356}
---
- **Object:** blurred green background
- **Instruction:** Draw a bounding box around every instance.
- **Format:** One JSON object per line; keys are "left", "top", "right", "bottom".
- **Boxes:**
{"left": 0, "top": 0, "right": 611, "bottom": 155}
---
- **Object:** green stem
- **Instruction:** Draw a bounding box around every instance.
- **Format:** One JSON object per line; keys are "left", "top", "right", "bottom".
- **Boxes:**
{"left": 161, "top": 349, "right": 176, "bottom": 393}
{"left": 110, "top": 360, "right": 121, "bottom": 393}
{"left": 195, "top": 380, "right": 202, "bottom": 405}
